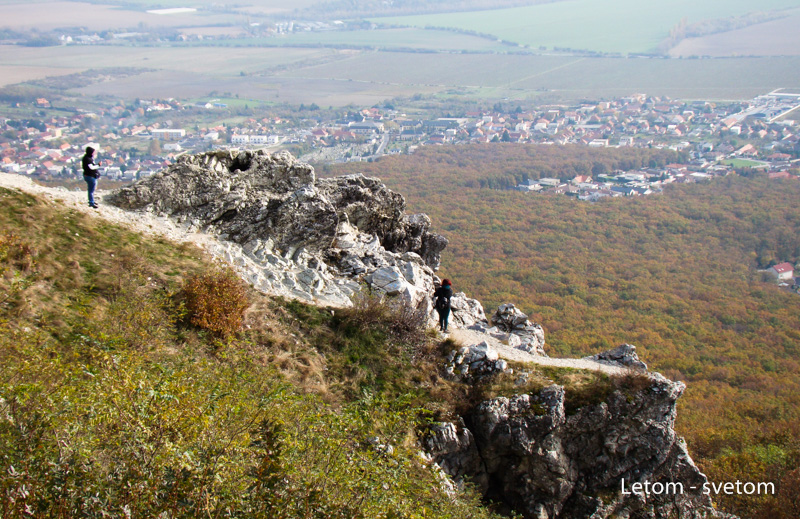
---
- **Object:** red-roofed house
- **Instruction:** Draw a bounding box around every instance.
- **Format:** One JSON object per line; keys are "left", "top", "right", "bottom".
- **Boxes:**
{"left": 768, "top": 262, "right": 794, "bottom": 281}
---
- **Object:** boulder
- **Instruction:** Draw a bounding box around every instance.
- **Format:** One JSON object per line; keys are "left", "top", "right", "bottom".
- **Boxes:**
{"left": 488, "top": 303, "right": 546, "bottom": 356}
{"left": 585, "top": 344, "right": 648, "bottom": 371}
{"left": 444, "top": 341, "right": 510, "bottom": 381}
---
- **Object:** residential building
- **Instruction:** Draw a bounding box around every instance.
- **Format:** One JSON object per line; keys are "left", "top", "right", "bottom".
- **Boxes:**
{"left": 768, "top": 262, "right": 795, "bottom": 281}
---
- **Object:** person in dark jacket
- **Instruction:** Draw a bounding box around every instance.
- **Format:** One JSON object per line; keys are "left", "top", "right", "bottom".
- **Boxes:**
{"left": 82, "top": 146, "right": 100, "bottom": 208}
{"left": 433, "top": 278, "right": 453, "bottom": 332}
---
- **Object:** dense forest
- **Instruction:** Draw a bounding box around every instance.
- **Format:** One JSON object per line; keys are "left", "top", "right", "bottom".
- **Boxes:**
{"left": 320, "top": 144, "right": 800, "bottom": 518}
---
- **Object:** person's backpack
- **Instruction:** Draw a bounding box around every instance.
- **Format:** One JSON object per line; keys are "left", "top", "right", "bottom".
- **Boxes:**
{"left": 436, "top": 293, "right": 451, "bottom": 311}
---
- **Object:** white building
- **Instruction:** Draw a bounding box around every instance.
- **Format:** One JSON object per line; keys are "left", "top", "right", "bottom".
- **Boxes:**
{"left": 151, "top": 129, "right": 186, "bottom": 140}
{"left": 768, "top": 262, "right": 794, "bottom": 281}
{"left": 539, "top": 178, "right": 561, "bottom": 187}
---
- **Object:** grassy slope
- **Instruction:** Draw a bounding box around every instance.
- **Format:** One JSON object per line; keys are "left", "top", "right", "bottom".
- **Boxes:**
{"left": 321, "top": 145, "right": 800, "bottom": 517}
{"left": 0, "top": 187, "right": 502, "bottom": 518}
{"left": 0, "top": 182, "right": 702, "bottom": 517}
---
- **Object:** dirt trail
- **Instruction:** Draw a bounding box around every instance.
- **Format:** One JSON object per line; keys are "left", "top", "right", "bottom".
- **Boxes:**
{"left": 2, "top": 173, "right": 639, "bottom": 377}
{"left": 448, "top": 328, "right": 635, "bottom": 376}
{"left": 0, "top": 173, "right": 215, "bottom": 247}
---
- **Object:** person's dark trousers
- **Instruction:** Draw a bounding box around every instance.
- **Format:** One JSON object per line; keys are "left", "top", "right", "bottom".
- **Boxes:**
{"left": 437, "top": 308, "right": 450, "bottom": 332}
{"left": 84, "top": 175, "right": 97, "bottom": 206}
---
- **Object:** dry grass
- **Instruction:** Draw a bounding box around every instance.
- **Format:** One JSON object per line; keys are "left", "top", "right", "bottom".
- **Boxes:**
{"left": 241, "top": 299, "right": 332, "bottom": 398}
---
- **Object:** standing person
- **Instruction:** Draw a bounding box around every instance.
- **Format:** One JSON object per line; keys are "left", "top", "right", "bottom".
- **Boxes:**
{"left": 433, "top": 278, "right": 453, "bottom": 333}
{"left": 82, "top": 146, "right": 100, "bottom": 208}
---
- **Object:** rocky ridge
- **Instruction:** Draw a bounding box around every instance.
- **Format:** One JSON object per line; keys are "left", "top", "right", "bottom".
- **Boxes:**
{"left": 107, "top": 150, "right": 449, "bottom": 310}
{"left": 426, "top": 372, "right": 730, "bottom": 519}
{"left": 103, "top": 151, "right": 729, "bottom": 519}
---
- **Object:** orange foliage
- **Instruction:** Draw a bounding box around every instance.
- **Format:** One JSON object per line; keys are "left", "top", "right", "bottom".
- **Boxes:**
{"left": 323, "top": 144, "right": 800, "bottom": 518}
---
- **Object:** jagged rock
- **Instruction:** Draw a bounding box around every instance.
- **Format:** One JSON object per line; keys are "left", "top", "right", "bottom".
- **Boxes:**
{"left": 429, "top": 375, "right": 730, "bottom": 519}
{"left": 448, "top": 291, "right": 488, "bottom": 328}
{"left": 585, "top": 344, "right": 648, "bottom": 371}
{"left": 486, "top": 303, "right": 547, "bottom": 356}
{"left": 444, "top": 341, "right": 510, "bottom": 381}
{"left": 106, "top": 150, "right": 448, "bottom": 308}
{"left": 425, "top": 422, "right": 488, "bottom": 491}
{"left": 316, "top": 174, "right": 448, "bottom": 269}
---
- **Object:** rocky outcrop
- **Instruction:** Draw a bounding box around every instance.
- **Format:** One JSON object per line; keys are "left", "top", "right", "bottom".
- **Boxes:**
{"left": 445, "top": 341, "right": 510, "bottom": 380}
{"left": 490, "top": 303, "right": 546, "bottom": 355}
{"left": 106, "top": 150, "right": 457, "bottom": 309}
{"left": 584, "top": 343, "right": 648, "bottom": 371}
{"left": 426, "top": 365, "right": 729, "bottom": 519}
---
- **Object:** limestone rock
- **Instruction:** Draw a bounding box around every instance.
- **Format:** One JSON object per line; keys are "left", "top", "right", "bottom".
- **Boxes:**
{"left": 425, "top": 422, "right": 488, "bottom": 492}
{"left": 444, "top": 341, "right": 510, "bottom": 381}
{"left": 449, "top": 291, "right": 488, "bottom": 328}
{"left": 106, "top": 150, "right": 447, "bottom": 308}
{"left": 585, "top": 344, "right": 648, "bottom": 371}
{"left": 430, "top": 376, "right": 731, "bottom": 519}
{"left": 486, "top": 303, "right": 547, "bottom": 356}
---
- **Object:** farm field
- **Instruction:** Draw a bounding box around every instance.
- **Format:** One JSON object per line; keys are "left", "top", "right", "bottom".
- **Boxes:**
{"left": 0, "top": 45, "right": 337, "bottom": 86}
{"left": 4, "top": 45, "right": 800, "bottom": 105}
{"left": 372, "top": 0, "right": 800, "bottom": 55}
{"left": 90, "top": 0, "right": 323, "bottom": 13}
{"left": 273, "top": 51, "right": 800, "bottom": 102}
{"left": 0, "top": 64, "right": 83, "bottom": 86}
{"left": 0, "top": 0, "right": 239, "bottom": 31}
{"left": 73, "top": 68, "right": 440, "bottom": 106}
{"left": 669, "top": 8, "right": 800, "bottom": 57}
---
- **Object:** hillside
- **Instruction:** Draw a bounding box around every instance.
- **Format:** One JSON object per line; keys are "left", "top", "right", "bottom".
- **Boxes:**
{"left": 0, "top": 155, "right": 739, "bottom": 518}
{"left": 0, "top": 185, "right": 504, "bottom": 518}
{"left": 320, "top": 144, "right": 800, "bottom": 518}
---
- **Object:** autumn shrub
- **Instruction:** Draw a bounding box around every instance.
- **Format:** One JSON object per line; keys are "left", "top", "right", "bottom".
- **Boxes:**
{"left": 0, "top": 232, "right": 35, "bottom": 274}
{"left": 183, "top": 266, "right": 249, "bottom": 338}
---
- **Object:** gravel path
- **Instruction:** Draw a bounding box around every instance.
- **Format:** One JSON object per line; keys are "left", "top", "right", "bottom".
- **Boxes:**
{"left": 2, "top": 173, "right": 637, "bottom": 377}
{"left": 0, "top": 173, "right": 216, "bottom": 248}
{"left": 449, "top": 328, "right": 635, "bottom": 376}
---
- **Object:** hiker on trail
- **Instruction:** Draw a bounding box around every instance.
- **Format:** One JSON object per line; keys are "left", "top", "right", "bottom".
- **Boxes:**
{"left": 433, "top": 278, "right": 453, "bottom": 333}
{"left": 82, "top": 146, "right": 101, "bottom": 209}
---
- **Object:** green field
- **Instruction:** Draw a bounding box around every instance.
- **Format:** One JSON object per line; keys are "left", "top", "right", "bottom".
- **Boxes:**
{"left": 723, "top": 158, "right": 769, "bottom": 168}
{"left": 372, "top": 0, "right": 800, "bottom": 54}
{"left": 5, "top": 43, "right": 800, "bottom": 105}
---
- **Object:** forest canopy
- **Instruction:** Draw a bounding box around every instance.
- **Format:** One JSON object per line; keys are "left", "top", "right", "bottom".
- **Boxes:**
{"left": 321, "top": 144, "right": 800, "bottom": 518}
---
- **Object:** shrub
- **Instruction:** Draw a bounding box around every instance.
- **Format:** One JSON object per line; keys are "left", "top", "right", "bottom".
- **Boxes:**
{"left": 183, "top": 267, "right": 249, "bottom": 338}
{"left": 0, "top": 232, "right": 35, "bottom": 274}
{"left": 345, "top": 290, "right": 429, "bottom": 347}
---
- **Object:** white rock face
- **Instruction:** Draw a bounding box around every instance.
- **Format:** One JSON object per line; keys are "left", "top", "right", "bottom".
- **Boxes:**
{"left": 490, "top": 303, "right": 546, "bottom": 356}
{"left": 107, "top": 150, "right": 449, "bottom": 308}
